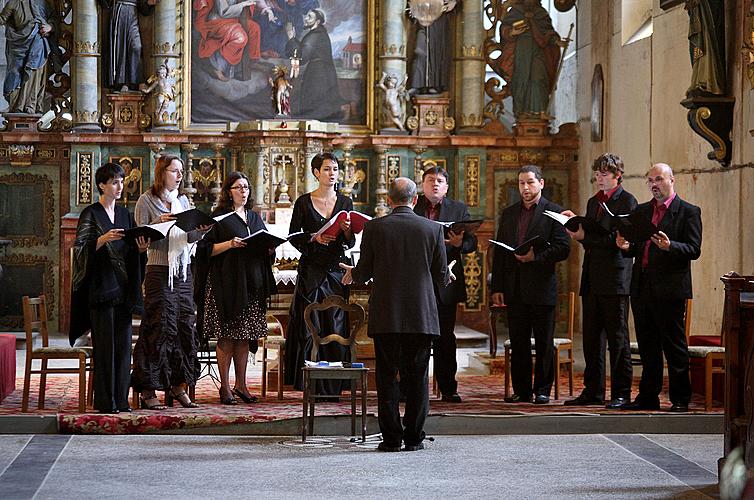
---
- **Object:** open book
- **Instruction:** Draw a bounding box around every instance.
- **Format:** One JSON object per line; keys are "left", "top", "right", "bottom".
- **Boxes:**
{"left": 173, "top": 208, "right": 216, "bottom": 232}
{"left": 241, "top": 229, "right": 305, "bottom": 252}
{"left": 431, "top": 219, "right": 484, "bottom": 237}
{"left": 601, "top": 203, "right": 659, "bottom": 243}
{"left": 543, "top": 210, "right": 609, "bottom": 235}
{"left": 489, "top": 235, "right": 550, "bottom": 255}
{"left": 311, "top": 210, "right": 372, "bottom": 241}
{"left": 123, "top": 221, "right": 173, "bottom": 244}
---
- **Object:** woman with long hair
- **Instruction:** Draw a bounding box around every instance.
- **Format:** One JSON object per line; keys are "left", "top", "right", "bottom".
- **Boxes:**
{"left": 70, "top": 163, "right": 149, "bottom": 413}
{"left": 131, "top": 154, "right": 210, "bottom": 409}
{"left": 284, "top": 152, "right": 355, "bottom": 396}
{"left": 195, "top": 172, "right": 276, "bottom": 404}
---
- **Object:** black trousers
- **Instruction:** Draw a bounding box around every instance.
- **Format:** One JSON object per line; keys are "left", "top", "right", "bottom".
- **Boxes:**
{"left": 433, "top": 304, "right": 458, "bottom": 396}
{"left": 631, "top": 289, "right": 691, "bottom": 405}
{"left": 581, "top": 294, "right": 632, "bottom": 400}
{"left": 506, "top": 303, "right": 555, "bottom": 398}
{"left": 90, "top": 304, "right": 132, "bottom": 411}
{"left": 374, "top": 333, "right": 432, "bottom": 447}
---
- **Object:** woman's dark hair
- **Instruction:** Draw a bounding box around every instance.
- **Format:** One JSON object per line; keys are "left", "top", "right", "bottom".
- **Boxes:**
{"left": 217, "top": 171, "right": 254, "bottom": 211}
{"left": 310, "top": 152, "right": 339, "bottom": 176}
{"left": 95, "top": 162, "right": 125, "bottom": 194}
{"left": 150, "top": 154, "right": 184, "bottom": 196}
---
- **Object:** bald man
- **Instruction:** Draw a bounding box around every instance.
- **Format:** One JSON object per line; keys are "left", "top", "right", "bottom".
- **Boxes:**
{"left": 616, "top": 163, "right": 702, "bottom": 412}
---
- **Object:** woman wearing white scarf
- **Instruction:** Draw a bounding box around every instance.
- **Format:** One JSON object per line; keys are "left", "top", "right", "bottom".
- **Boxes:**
{"left": 131, "top": 154, "right": 211, "bottom": 410}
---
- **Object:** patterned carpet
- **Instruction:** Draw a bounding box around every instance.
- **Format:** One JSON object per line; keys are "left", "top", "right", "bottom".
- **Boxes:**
{"left": 0, "top": 371, "right": 721, "bottom": 434}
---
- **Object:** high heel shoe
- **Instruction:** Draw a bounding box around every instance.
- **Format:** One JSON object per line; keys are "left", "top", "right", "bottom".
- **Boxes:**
{"left": 168, "top": 389, "right": 199, "bottom": 408}
{"left": 220, "top": 389, "right": 238, "bottom": 405}
{"left": 232, "top": 388, "right": 258, "bottom": 403}
{"left": 139, "top": 396, "right": 167, "bottom": 410}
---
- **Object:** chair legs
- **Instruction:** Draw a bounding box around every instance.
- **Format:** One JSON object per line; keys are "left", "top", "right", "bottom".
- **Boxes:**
{"left": 554, "top": 350, "right": 561, "bottom": 401}
{"left": 78, "top": 357, "right": 87, "bottom": 413}
{"left": 38, "top": 359, "right": 48, "bottom": 410}
{"left": 22, "top": 356, "right": 32, "bottom": 412}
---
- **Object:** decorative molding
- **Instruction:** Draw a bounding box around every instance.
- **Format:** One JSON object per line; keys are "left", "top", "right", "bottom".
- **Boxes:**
{"left": 681, "top": 97, "right": 734, "bottom": 166}
{"left": 381, "top": 44, "right": 405, "bottom": 57}
{"left": 34, "top": 148, "right": 56, "bottom": 160}
{"left": 73, "top": 40, "right": 100, "bottom": 54}
{"left": 8, "top": 145, "right": 35, "bottom": 166}
{"left": 387, "top": 155, "right": 401, "bottom": 185}
{"left": 464, "top": 155, "right": 480, "bottom": 207}
{"left": 461, "top": 45, "right": 482, "bottom": 58}
{"left": 152, "top": 42, "right": 179, "bottom": 55}
{"left": 462, "top": 251, "right": 483, "bottom": 312}
{"left": 0, "top": 173, "right": 55, "bottom": 247}
{"left": 460, "top": 113, "right": 484, "bottom": 127}
{"left": 77, "top": 152, "right": 94, "bottom": 204}
{"left": 75, "top": 110, "right": 99, "bottom": 123}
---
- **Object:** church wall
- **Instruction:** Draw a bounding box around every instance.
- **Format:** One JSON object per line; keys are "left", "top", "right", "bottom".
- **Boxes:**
{"left": 571, "top": 0, "right": 753, "bottom": 335}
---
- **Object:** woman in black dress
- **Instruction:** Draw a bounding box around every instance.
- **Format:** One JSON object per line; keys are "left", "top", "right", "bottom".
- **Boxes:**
{"left": 195, "top": 172, "right": 276, "bottom": 404}
{"left": 284, "top": 152, "right": 355, "bottom": 395}
{"left": 70, "top": 163, "right": 149, "bottom": 413}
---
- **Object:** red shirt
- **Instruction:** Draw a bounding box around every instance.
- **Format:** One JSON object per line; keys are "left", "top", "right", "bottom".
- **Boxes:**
{"left": 642, "top": 193, "right": 676, "bottom": 268}
{"left": 517, "top": 201, "right": 537, "bottom": 246}
{"left": 595, "top": 185, "right": 621, "bottom": 217}
{"left": 425, "top": 198, "right": 443, "bottom": 221}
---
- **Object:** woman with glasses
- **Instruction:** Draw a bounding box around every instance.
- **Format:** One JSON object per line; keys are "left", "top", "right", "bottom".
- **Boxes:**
{"left": 131, "top": 154, "right": 210, "bottom": 409}
{"left": 284, "top": 152, "right": 355, "bottom": 397}
{"left": 194, "top": 172, "right": 276, "bottom": 404}
{"left": 69, "top": 163, "right": 149, "bottom": 413}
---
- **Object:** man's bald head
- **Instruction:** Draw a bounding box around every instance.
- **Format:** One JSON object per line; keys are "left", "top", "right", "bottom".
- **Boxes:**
{"left": 388, "top": 177, "right": 418, "bottom": 207}
{"left": 646, "top": 163, "right": 675, "bottom": 202}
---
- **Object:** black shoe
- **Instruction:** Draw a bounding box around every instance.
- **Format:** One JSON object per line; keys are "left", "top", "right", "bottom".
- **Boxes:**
{"left": 668, "top": 403, "right": 689, "bottom": 413}
{"left": 403, "top": 443, "right": 425, "bottom": 451}
{"left": 620, "top": 398, "right": 661, "bottom": 411}
{"left": 96, "top": 408, "right": 119, "bottom": 414}
{"left": 377, "top": 442, "right": 402, "bottom": 452}
{"left": 533, "top": 394, "right": 550, "bottom": 404}
{"left": 564, "top": 394, "right": 604, "bottom": 406}
{"left": 441, "top": 393, "right": 462, "bottom": 403}
{"left": 504, "top": 394, "right": 531, "bottom": 403}
{"left": 117, "top": 407, "right": 133, "bottom": 413}
{"left": 232, "top": 388, "right": 258, "bottom": 404}
{"left": 605, "top": 397, "right": 629, "bottom": 409}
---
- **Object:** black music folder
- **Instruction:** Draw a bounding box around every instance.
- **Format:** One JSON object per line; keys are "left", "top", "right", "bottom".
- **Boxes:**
{"left": 489, "top": 235, "right": 550, "bottom": 255}
{"left": 173, "top": 208, "right": 215, "bottom": 232}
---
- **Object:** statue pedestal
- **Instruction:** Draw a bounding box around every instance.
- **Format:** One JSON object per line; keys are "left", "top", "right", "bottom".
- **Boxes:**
{"left": 101, "top": 93, "right": 150, "bottom": 134}
{"left": 1, "top": 113, "right": 42, "bottom": 133}
{"left": 407, "top": 94, "right": 455, "bottom": 136}
{"left": 681, "top": 96, "right": 734, "bottom": 166}
{"left": 513, "top": 117, "right": 550, "bottom": 137}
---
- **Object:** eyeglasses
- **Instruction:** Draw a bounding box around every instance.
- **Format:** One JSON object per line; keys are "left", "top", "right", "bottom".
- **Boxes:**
{"left": 166, "top": 169, "right": 183, "bottom": 175}
{"left": 230, "top": 186, "right": 250, "bottom": 191}
{"left": 645, "top": 176, "right": 666, "bottom": 186}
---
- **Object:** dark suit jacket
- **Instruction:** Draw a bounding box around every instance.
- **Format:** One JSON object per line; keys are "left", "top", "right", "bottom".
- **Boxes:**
{"left": 625, "top": 195, "right": 702, "bottom": 299}
{"left": 414, "top": 195, "right": 478, "bottom": 305}
{"left": 351, "top": 206, "right": 449, "bottom": 336}
{"left": 490, "top": 196, "right": 570, "bottom": 306}
{"left": 579, "top": 186, "right": 638, "bottom": 296}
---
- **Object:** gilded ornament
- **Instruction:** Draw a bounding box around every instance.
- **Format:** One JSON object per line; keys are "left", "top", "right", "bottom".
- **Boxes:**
{"left": 9, "top": 145, "right": 35, "bottom": 166}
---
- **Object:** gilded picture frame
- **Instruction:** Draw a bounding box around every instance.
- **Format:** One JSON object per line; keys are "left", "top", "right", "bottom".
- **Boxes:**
{"left": 182, "top": 0, "right": 375, "bottom": 133}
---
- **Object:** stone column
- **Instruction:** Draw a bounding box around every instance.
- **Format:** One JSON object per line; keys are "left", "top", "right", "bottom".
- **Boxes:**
{"left": 456, "top": 0, "right": 484, "bottom": 133}
{"left": 373, "top": 145, "right": 390, "bottom": 217}
{"left": 72, "top": 0, "right": 101, "bottom": 132}
{"left": 152, "top": 0, "right": 179, "bottom": 129}
{"left": 379, "top": 0, "right": 408, "bottom": 129}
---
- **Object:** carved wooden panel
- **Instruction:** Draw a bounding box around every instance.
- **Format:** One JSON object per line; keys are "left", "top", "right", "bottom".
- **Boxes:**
{"left": 0, "top": 254, "right": 54, "bottom": 329}
{"left": 0, "top": 173, "right": 54, "bottom": 247}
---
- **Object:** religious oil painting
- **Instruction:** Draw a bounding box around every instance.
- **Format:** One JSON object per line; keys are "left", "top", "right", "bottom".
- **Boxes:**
{"left": 188, "top": 0, "right": 372, "bottom": 128}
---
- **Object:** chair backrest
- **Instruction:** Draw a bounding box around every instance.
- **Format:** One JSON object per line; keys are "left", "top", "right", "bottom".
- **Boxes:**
{"left": 22, "top": 295, "right": 49, "bottom": 349}
{"left": 557, "top": 291, "right": 576, "bottom": 341}
{"left": 304, "top": 295, "right": 366, "bottom": 362}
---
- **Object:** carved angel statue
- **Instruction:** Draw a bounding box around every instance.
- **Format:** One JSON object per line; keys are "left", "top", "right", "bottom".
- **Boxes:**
{"left": 142, "top": 59, "right": 177, "bottom": 119}
{"left": 269, "top": 65, "right": 292, "bottom": 117}
{"left": 377, "top": 71, "right": 409, "bottom": 131}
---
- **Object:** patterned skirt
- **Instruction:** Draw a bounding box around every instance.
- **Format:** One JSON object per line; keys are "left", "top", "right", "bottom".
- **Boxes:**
{"left": 203, "top": 277, "right": 268, "bottom": 341}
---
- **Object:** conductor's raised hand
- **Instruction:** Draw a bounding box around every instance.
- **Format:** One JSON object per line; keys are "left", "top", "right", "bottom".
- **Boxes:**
{"left": 339, "top": 262, "right": 354, "bottom": 285}
{"left": 615, "top": 231, "right": 630, "bottom": 250}
{"left": 446, "top": 229, "right": 464, "bottom": 248}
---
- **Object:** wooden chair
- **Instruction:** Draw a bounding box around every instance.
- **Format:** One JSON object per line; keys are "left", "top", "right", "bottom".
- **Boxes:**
{"left": 504, "top": 291, "right": 575, "bottom": 400}
{"left": 21, "top": 295, "right": 91, "bottom": 413}
{"left": 301, "top": 295, "right": 368, "bottom": 443}
{"left": 260, "top": 314, "right": 286, "bottom": 399}
{"left": 684, "top": 299, "right": 725, "bottom": 411}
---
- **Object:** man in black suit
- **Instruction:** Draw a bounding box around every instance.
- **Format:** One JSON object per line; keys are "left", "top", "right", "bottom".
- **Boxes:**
{"left": 562, "top": 153, "right": 637, "bottom": 409}
{"left": 490, "top": 165, "right": 570, "bottom": 404}
{"left": 413, "top": 165, "right": 478, "bottom": 403}
{"left": 341, "top": 177, "right": 451, "bottom": 452}
{"left": 617, "top": 163, "right": 702, "bottom": 412}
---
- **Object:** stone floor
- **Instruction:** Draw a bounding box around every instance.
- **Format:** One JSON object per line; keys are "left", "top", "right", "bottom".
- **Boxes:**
{"left": 0, "top": 433, "right": 720, "bottom": 499}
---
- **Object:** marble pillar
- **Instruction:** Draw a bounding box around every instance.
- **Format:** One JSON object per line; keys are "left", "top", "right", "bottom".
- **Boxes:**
{"left": 152, "top": 0, "right": 179, "bottom": 129}
{"left": 457, "top": 0, "right": 484, "bottom": 133}
{"left": 72, "top": 0, "right": 101, "bottom": 132}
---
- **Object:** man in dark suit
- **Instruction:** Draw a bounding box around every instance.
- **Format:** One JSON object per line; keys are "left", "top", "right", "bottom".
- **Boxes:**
{"left": 413, "top": 165, "right": 478, "bottom": 403}
{"left": 562, "top": 153, "right": 637, "bottom": 409}
{"left": 617, "top": 163, "right": 702, "bottom": 412}
{"left": 490, "top": 165, "right": 570, "bottom": 404}
{"left": 341, "top": 177, "right": 451, "bottom": 452}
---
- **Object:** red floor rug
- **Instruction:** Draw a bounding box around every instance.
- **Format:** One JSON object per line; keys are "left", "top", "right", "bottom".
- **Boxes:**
{"left": 0, "top": 372, "right": 721, "bottom": 434}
